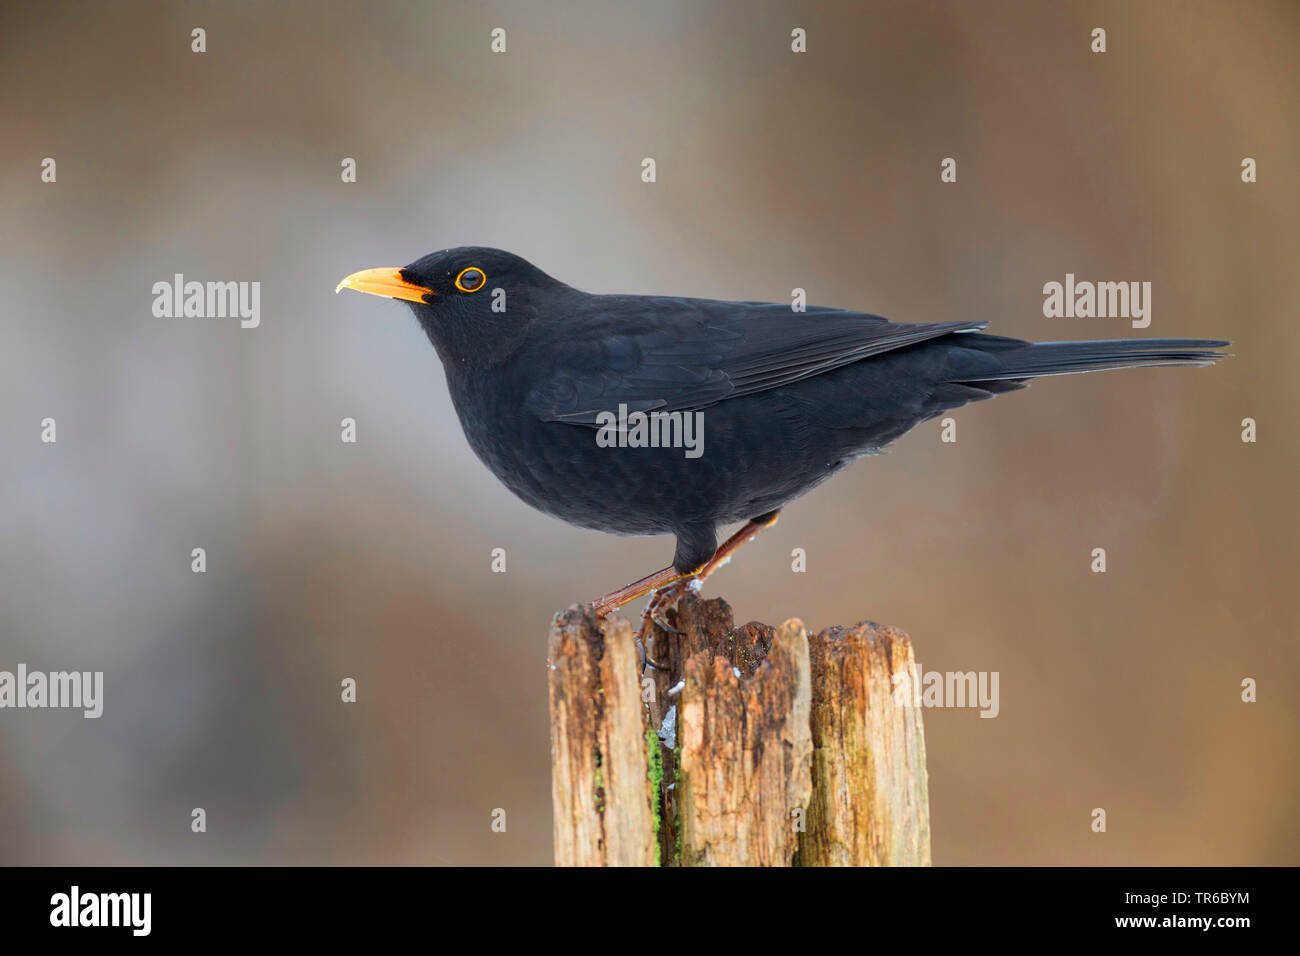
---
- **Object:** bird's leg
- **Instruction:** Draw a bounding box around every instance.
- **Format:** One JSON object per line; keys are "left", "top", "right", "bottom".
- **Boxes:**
{"left": 633, "top": 510, "right": 781, "bottom": 666}
{"left": 589, "top": 565, "right": 694, "bottom": 618}
{"left": 593, "top": 511, "right": 781, "bottom": 675}
{"left": 691, "top": 509, "right": 781, "bottom": 587}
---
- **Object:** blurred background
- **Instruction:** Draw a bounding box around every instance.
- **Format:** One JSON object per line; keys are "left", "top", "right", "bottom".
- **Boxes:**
{"left": 1, "top": 0, "right": 1296, "bottom": 865}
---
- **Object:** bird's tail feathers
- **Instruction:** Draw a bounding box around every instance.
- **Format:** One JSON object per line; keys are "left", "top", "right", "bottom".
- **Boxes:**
{"left": 950, "top": 336, "right": 1230, "bottom": 383}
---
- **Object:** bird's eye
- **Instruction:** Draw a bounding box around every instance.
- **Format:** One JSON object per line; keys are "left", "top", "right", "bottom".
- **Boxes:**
{"left": 455, "top": 267, "right": 486, "bottom": 293}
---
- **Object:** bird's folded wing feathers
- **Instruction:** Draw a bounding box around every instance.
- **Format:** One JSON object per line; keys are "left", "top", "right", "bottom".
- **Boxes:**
{"left": 525, "top": 299, "right": 984, "bottom": 425}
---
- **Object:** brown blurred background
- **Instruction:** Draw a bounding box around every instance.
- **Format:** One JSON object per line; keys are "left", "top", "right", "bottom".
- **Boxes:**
{"left": 0, "top": 0, "right": 1296, "bottom": 865}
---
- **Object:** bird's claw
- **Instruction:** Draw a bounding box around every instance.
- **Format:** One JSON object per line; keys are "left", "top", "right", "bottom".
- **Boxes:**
{"left": 635, "top": 626, "right": 669, "bottom": 673}
{"left": 634, "top": 581, "right": 695, "bottom": 674}
{"left": 650, "top": 609, "right": 682, "bottom": 634}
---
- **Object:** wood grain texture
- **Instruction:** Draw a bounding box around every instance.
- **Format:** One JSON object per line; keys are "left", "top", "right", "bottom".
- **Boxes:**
{"left": 675, "top": 611, "right": 812, "bottom": 866}
{"left": 549, "top": 595, "right": 930, "bottom": 867}
{"left": 799, "top": 621, "right": 931, "bottom": 866}
{"left": 547, "top": 605, "right": 656, "bottom": 866}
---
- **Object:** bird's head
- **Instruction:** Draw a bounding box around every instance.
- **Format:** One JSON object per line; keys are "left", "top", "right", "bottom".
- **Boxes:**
{"left": 336, "top": 246, "right": 560, "bottom": 370}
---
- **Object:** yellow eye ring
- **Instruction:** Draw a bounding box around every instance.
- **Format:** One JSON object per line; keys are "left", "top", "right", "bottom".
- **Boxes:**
{"left": 455, "top": 267, "right": 486, "bottom": 293}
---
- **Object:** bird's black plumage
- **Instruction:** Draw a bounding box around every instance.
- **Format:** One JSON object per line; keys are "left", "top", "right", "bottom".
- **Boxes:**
{"left": 340, "top": 247, "right": 1228, "bottom": 576}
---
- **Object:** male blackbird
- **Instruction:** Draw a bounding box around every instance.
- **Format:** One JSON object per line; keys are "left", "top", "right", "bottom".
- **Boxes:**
{"left": 338, "top": 247, "right": 1227, "bottom": 625}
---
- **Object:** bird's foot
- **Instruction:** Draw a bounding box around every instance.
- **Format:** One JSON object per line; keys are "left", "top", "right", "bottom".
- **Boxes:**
{"left": 591, "top": 510, "right": 783, "bottom": 674}
{"left": 633, "top": 635, "right": 669, "bottom": 674}
{"left": 635, "top": 578, "right": 695, "bottom": 673}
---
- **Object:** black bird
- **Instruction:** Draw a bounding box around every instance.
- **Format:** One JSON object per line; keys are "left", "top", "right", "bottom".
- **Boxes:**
{"left": 338, "top": 247, "right": 1227, "bottom": 627}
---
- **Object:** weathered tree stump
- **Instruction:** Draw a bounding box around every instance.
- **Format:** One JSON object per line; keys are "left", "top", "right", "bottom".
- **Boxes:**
{"left": 547, "top": 593, "right": 930, "bottom": 866}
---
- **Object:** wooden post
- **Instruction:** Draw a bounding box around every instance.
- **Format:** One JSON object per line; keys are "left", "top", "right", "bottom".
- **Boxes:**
{"left": 547, "top": 606, "right": 657, "bottom": 866}
{"left": 801, "top": 622, "right": 931, "bottom": 866}
{"left": 676, "top": 615, "right": 811, "bottom": 866}
{"left": 547, "top": 594, "right": 930, "bottom": 866}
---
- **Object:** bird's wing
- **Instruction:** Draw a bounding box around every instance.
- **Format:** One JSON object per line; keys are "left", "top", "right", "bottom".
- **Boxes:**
{"left": 525, "top": 296, "right": 984, "bottom": 425}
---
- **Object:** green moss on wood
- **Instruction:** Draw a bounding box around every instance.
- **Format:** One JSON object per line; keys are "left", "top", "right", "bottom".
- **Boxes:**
{"left": 645, "top": 725, "right": 663, "bottom": 867}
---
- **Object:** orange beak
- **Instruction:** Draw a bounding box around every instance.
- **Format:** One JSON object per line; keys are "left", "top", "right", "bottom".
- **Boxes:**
{"left": 335, "top": 267, "right": 435, "bottom": 304}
